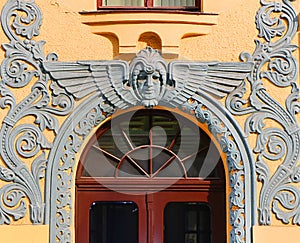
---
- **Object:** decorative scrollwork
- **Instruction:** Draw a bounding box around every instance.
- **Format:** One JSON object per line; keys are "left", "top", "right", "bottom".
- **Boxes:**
{"left": 13, "top": 125, "right": 51, "bottom": 158}
{"left": 0, "top": 56, "right": 38, "bottom": 88}
{"left": 0, "top": 183, "right": 26, "bottom": 224}
{"left": 1, "top": 0, "right": 43, "bottom": 43}
{"left": 272, "top": 186, "right": 300, "bottom": 225}
{"left": 2, "top": 0, "right": 297, "bottom": 242}
{"left": 0, "top": 0, "right": 74, "bottom": 225}
{"left": 226, "top": 0, "right": 300, "bottom": 226}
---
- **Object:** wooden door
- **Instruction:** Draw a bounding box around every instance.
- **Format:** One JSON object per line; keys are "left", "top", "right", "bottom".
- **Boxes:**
{"left": 76, "top": 183, "right": 225, "bottom": 243}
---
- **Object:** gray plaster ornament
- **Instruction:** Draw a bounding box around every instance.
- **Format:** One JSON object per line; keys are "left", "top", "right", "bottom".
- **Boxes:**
{"left": 0, "top": 0, "right": 298, "bottom": 243}
{"left": 43, "top": 46, "right": 253, "bottom": 109}
{"left": 226, "top": 0, "right": 300, "bottom": 226}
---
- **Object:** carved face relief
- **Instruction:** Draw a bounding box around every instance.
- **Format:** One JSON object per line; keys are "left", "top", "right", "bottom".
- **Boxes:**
{"left": 129, "top": 47, "right": 167, "bottom": 108}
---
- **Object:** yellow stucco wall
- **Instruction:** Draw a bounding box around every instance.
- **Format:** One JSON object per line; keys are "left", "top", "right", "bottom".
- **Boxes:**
{"left": 0, "top": 225, "right": 49, "bottom": 243}
{"left": 253, "top": 226, "right": 300, "bottom": 243}
{"left": 0, "top": 0, "right": 299, "bottom": 242}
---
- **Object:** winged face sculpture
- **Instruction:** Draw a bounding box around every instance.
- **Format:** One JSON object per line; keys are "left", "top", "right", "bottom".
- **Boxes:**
{"left": 43, "top": 47, "right": 253, "bottom": 109}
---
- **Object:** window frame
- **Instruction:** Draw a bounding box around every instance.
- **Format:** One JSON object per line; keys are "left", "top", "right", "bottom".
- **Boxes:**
{"left": 96, "top": 0, "right": 202, "bottom": 11}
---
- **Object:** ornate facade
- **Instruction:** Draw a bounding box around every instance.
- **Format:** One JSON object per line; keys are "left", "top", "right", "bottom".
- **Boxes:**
{"left": 0, "top": 0, "right": 299, "bottom": 242}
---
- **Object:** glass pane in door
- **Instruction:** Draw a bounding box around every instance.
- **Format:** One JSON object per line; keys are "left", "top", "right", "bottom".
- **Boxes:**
{"left": 164, "top": 202, "right": 211, "bottom": 243}
{"left": 90, "top": 201, "right": 138, "bottom": 243}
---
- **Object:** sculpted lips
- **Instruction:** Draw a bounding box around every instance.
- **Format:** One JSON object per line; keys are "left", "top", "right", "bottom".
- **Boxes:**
{"left": 144, "top": 88, "right": 156, "bottom": 99}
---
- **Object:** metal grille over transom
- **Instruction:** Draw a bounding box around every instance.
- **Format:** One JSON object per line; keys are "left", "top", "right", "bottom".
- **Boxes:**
{"left": 81, "top": 109, "right": 221, "bottom": 179}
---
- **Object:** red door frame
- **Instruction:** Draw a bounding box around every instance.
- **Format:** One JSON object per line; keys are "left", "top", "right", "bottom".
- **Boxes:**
{"left": 75, "top": 178, "right": 225, "bottom": 243}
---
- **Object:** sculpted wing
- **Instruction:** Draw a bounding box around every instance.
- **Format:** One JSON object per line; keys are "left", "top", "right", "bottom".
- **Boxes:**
{"left": 165, "top": 61, "right": 253, "bottom": 106}
{"left": 43, "top": 60, "right": 137, "bottom": 109}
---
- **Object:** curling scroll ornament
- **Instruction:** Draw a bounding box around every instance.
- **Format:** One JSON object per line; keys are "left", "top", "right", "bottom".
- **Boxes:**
{"left": 226, "top": 0, "right": 300, "bottom": 225}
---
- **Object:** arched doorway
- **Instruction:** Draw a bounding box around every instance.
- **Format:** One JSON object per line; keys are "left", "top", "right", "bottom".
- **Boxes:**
{"left": 47, "top": 93, "right": 254, "bottom": 243}
{"left": 75, "top": 109, "right": 226, "bottom": 243}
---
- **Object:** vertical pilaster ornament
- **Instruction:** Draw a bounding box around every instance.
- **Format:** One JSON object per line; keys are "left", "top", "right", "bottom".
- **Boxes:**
{"left": 0, "top": 0, "right": 74, "bottom": 224}
{"left": 226, "top": 0, "right": 300, "bottom": 225}
{"left": 182, "top": 97, "right": 247, "bottom": 242}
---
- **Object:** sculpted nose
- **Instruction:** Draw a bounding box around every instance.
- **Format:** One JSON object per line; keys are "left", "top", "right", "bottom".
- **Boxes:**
{"left": 146, "top": 75, "right": 153, "bottom": 87}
